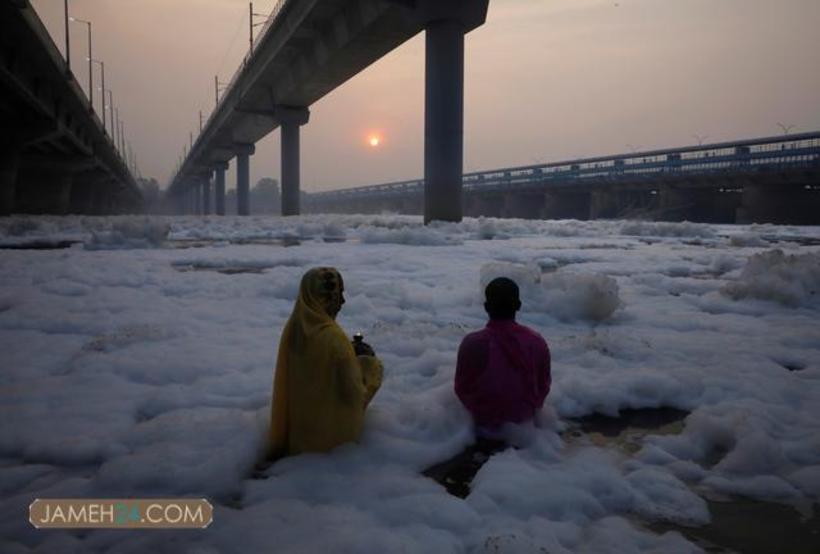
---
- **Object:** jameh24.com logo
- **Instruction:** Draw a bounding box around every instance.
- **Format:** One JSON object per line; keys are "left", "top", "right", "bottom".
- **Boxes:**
{"left": 29, "top": 499, "right": 212, "bottom": 529}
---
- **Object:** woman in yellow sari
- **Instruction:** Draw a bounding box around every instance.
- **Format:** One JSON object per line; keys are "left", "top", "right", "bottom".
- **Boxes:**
{"left": 269, "top": 267, "right": 383, "bottom": 459}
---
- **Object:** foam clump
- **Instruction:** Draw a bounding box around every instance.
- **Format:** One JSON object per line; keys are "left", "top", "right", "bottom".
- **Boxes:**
{"left": 728, "top": 233, "right": 769, "bottom": 247}
{"left": 480, "top": 262, "right": 621, "bottom": 322}
{"left": 479, "top": 262, "right": 541, "bottom": 289}
{"left": 620, "top": 221, "right": 715, "bottom": 238}
{"left": 84, "top": 217, "right": 170, "bottom": 250}
{"left": 721, "top": 249, "right": 820, "bottom": 306}
{"left": 540, "top": 272, "right": 621, "bottom": 322}
{"left": 360, "top": 226, "right": 462, "bottom": 246}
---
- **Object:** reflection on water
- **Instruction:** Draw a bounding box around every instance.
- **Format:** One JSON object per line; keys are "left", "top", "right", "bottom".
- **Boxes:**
{"left": 652, "top": 497, "right": 820, "bottom": 554}
{"left": 564, "top": 407, "right": 820, "bottom": 553}
{"left": 564, "top": 407, "right": 690, "bottom": 454}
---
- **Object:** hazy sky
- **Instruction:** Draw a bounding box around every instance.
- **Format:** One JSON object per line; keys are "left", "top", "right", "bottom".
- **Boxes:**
{"left": 30, "top": 0, "right": 820, "bottom": 192}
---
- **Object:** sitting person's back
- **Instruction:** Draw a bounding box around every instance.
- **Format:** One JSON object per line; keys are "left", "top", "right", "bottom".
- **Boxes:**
{"left": 455, "top": 277, "right": 551, "bottom": 437}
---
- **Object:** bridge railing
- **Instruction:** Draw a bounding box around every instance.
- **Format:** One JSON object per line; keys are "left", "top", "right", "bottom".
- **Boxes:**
{"left": 309, "top": 132, "right": 820, "bottom": 203}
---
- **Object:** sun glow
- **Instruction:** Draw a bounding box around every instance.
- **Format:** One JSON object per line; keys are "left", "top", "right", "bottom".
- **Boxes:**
{"left": 367, "top": 134, "right": 382, "bottom": 148}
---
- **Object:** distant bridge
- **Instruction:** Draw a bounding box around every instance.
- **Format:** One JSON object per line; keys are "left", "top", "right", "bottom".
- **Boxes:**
{"left": 0, "top": 1, "right": 141, "bottom": 215}
{"left": 168, "top": 0, "right": 489, "bottom": 223}
{"left": 306, "top": 131, "right": 820, "bottom": 225}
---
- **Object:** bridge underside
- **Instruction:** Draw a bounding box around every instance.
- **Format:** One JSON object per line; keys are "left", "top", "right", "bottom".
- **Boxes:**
{"left": 0, "top": 1, "right": 141, "bottom": 216}
{"left": 307, "top": 167, "right": 820, "bottom": 225}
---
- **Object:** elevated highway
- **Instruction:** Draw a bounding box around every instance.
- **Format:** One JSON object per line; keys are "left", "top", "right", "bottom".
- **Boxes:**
{"left": 168, "top": 0, "right": 489, "bottom": 223}
{"left": 0, "top": 0, "right": 141, "bottom": 215}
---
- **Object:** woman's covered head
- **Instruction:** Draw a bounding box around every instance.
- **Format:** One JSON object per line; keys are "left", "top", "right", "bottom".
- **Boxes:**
{"left": 484, "top": 277, "right": 521, "bottom": 320}
{"left": 300, "top": 267, "right": 346, "bottom": 318}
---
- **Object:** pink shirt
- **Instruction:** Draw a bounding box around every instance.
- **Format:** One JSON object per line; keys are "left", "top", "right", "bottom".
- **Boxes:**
{"left": 455, "top": 319, "right": 551, "bottom": 430}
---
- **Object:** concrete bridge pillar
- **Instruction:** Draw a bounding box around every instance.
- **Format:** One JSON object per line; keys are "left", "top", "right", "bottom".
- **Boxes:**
{"left": 17, "top": 171, "right": 73, "bottom": 214}
{"left": 234, "top": 144, "right": 255, "bottom": 216}
{"left": 503, "top": 193, "right": 543, "bottom": 219}
{"left": 202, "top": 176, "right": 211, "bottom": 216}
{"left": 737, "top": 184, "right": 820, "bottom": 225}
{"left": 416, "top": 1, "right": 489, "bottom": 224}
{"left": 657, "top": 186, "right": 691, "bottom": 221}
{"left": 69, "top": 177, "right": 100, "bottom": 214}
{"left": 589, "top": 190, "right": 620, "bottom": 220}
{"left": 543, "top": 191, "right": 591, "bottom": 220}
{"left": 465, "top": 193, "right": 503, "bottom": 217}
{"left": 214, "top": 162, "right": 228, "bottom": 215}
{"left": 0, "top": 149, "right": 21, "bottom": 216}
{"left": 193, "top": 181, "right": 202, "bottom": 216}
{"left": 276, "top": 106, "right": 310, "bottom": 216}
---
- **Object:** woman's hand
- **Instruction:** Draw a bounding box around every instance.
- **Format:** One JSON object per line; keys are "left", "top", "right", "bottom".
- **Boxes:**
{"left": 354, "top": 341, "right": 375, "bottom": 357}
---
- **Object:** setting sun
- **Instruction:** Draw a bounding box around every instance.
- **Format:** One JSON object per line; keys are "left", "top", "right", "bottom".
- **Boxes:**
{"left": 367, "top": 134, "right": 381, "bottom": 147}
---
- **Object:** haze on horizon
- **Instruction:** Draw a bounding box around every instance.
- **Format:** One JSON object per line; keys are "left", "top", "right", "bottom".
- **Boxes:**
{"left": 29, "top": 0, "right": 820, "bottom": 193}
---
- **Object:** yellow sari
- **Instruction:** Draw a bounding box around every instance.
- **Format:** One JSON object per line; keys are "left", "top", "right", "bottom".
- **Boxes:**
{"left": 269, "top": 267, "right": 383, "bottom": 459}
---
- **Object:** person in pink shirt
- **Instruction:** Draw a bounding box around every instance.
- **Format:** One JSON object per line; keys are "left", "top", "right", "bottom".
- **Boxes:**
{"left": 455, "top": 277, "right": 551, "bottom": 440}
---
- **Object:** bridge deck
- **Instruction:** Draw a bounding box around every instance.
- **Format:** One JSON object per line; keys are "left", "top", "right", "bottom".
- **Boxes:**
{"left": 170, "top": 0, "right": 426, "bottom": 192}
{"left": 0, "top": 0, "right": 138, "bottom": 210}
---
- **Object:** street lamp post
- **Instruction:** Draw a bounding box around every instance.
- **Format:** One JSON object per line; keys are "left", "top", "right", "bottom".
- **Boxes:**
{"left": 91, "top": 59, "right": 105, "bottom": 131}
{"left": 106, "top": 90, "right": 114, "bottom": 142}
{"left": 214, "top": 75, "right": 228, "bottom": 107}
{"left": 121, "top": 120, "right": 127, "bottom": 166}
{"left": 114, "top": 106, "right": 120, "bottom": 153}
{"left": 69, "top": 17, "right": 93, "bottom": 111}
{"left": 777, "top": 122, "right": 795, "bottom": 135}
{"left": 63, "top": 0, "right": 70, "bottom": 72}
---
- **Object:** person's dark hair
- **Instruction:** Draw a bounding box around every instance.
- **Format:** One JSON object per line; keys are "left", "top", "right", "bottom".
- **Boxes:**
{"left": 484, "top": 277, "right": 521, "bottom": 320}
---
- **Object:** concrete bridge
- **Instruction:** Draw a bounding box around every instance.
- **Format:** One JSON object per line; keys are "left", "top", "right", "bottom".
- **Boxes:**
{"left": 306, "top": 131, "right": 820, "bottom": 225}
{"left": 0, "top": 0, "right": 141, "bottom": 216}
{"left": 167, "top": 0, "right": 489, "bottom": 223}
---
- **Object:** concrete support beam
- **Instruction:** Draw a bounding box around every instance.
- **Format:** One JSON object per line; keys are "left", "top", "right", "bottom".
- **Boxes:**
{"left": 737, "top": 184, "right": 819, "bottom": 225}
{"left": 22, "top": 173, "right": 73, "bottom": 214}
{"left": 202, "top": 177, "right": 211, "bottom": 216}
{"left": 423, "top": 20, "right": 464, "bottom": 224}
{"left": 276, "top": 106, "right": 310, "bottom": 216}
{"left": 589, "top": 190, "right": 620, "bottom": 220}
{"left": 234, "top": 144, "right": 255, "bottom": 216}
{"left": 418, "top": 0, "right": 489, "bottom": 224}
{"left": 50, "top": 175, "right": 73, "bottom": 215}
{"left": 0, "top": 149, "right": 21, "bottom": 216}
{"left": 193, "top": 181, "right": 202, "bottom": 216}
{"left": 214, "top": 162, "right": 228, "bottom": 216}
{"left": 543, "top": 191, "right": 591, "bottom": 221}
{"left": 503, "top": 193, "right": 543, "bottom": 219}
{"left": 69, "top": 178, "right": 101, "bottom": 214}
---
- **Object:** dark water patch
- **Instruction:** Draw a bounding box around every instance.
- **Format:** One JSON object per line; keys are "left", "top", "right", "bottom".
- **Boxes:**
{"left": 167, "top": 239, "right": 222, "bottom": 249}
{"left": 231, "top": 237, "right": 302, "bottom": 247}
{"left": 571, "top": 407, "right": 689, "bottom": 438}
{"left": 422, "top": 439, "right": 508, "bottom": 499}
{"left": 577, "top": 243, "right": 634, "bottom": 250}
{"left": 167, "top": 236, "right": 354, "bottom": 249}
{"left": 651, "top": 498, "right": 820, "bottom": 554}
{"left": 0, "top": 239, "right": 79, "bottom": 250}
{"left": 762, "top": 235, "right": 820, "bottom": 247}
{"left": 172, "top": 263, "right": 268, "bottom": 275}
{"left": 564, "top": 407, "right": 690, "bottom": 455}
{"left": 774, "top": 358, "right": 807, "bottom": 372}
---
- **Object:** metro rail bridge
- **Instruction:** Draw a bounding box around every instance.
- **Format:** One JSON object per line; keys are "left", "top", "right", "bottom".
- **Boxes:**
{"left": 303, "top": 131, "right": 820, "bottom": 225}
{"left": 168, "top": 0, "right": 490, "bottom": 224}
